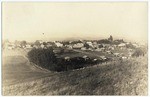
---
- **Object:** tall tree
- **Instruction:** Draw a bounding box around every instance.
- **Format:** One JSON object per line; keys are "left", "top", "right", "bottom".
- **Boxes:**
{"left": 20, "top": 40, "right": 27, "bottom": 47}
{"left": 34, "top": 40, "right": 41, "bottom": 46}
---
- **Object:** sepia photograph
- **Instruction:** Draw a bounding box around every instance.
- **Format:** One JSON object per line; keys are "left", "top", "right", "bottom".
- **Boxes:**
{"left": 1, "top": 1, "right": 148, "bottom": 96}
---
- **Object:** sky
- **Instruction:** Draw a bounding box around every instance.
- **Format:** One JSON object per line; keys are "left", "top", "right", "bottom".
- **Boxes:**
{"left": 2, "top": 2, "right": 148, "bottom": 44}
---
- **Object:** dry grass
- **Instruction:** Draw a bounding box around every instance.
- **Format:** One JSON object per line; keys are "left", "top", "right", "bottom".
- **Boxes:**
{"left": 2, "top": 54, "right": 148, "bottom": 95}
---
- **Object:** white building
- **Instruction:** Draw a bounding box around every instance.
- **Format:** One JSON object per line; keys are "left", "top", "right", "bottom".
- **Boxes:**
{"left": 26, "top": 44, "right": 32, "bottom": 49}
{"left": 55, "top": 42, "right": 63, "bottom": 47}
{"left": 118, "top": 43, "right": 126, "bottom": 47}
{"left": 41, "top": 44, "right": 45, "bottom": 48}
{"left": 73, "top": 43, "right": 84, "bottom": 49}
{"left": 81, "top": 47, "right": 86, "bottom": 50}
{"left": 86, "top": 42, "right": 94, "bottom": 48}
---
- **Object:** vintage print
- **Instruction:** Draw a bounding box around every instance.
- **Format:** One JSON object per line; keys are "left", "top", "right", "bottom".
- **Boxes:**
{"left": 2, "top": 2, "right": 148, "bottom": 95}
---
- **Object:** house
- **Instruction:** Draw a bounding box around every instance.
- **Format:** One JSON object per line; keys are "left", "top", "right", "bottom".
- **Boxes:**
{"left": 108, "top": 46, "right": 114, "bottom": 50}
{"left": 106, "top": 51, "right": 112, "bottom": 54}
{"left": 73, "top": 43, "right": 84, "bottom": 49}
{"left": 7, "top": 45, "right": 15, "bottom": 50}
{"left": 88, "top": 48, "right": 94, "bottom": 51}
{"left": 92, "top": 58, "right": 98, "bottom": 62}
{"left": 7, "top": 46, "right": 13, "bottom": 50}
{"left": 5, "top": 43, "right": 15, "bottom": 50}
{"left": 83, "top": 55, "right": 88, "bottom": 59}
{"left": 100, "top": 56, "right": 107, "bottom": 60}
{"left": 55, "top": 42, "right": 63, "bottom": 47}
{"left": 81, "top": 47, "right": 86, "bottom": 50}
{"left": 126, "top": 42, "right": 130, "bottom": 45}
{"left": 113, "top": 53, "right": 120, "bottom": 57}
{"left": 118, "top": 43, "right": 126, "bottom": 47}
{"left": 41, "top": 44, "right": 45, "bottom": 48}
{"left": 64, "top": 56, "right": 70, "bottom": 61}
{"left": 26, "top": 44, "right": 32, "bottom": 49}
{"left": 118, "top": 43, "right": 126, "bottom": 49}
{"left": 82, "top": 55, "right": 90, "bottom": 60}
{"left": 68, "top": 45, "right": 73, "bottom": 49}
{"left": 93, "top": 42, "right": 97, "bottom": 45}
{"left": 86, "top": 42, "right": 94, "bottom": 48}
{"left": 93, "top": 42, "right": 99, "bottom": 48}
{"left": 122, "top": 56, "right": 127, "bottom": 59}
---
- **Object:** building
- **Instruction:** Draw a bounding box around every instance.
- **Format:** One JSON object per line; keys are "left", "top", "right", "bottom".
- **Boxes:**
{"left": 86, "top": 42, "right": 94, "bottom": 48}
{"left": 26, "top": 44, "right": 32, "bottom": 49}
{"left": 118, "top": 43, "right": 126, "bottom": 47}
{"left": 73, "top": 43, "right": 84, "bottom": 49}
{"left": 81, "top": 47, "right": 87, "bottom": 50}
{"left": 55, "top": 42, "right": 63, "bottom": 47}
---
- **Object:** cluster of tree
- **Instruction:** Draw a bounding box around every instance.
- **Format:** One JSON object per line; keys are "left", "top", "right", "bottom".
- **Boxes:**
{"left": 27, "top": 48, "right": 57, "bottom": 71}
{"left": 97, "top": 39, "right": 111, "bottom": 44}
{"left": 62, "top": 41, "right": 70, "bottom": 45}
{"left": 70, "top": 40, "right": 82, "bottom": 44}
{"left": 56, "top": 57, "right": 100, "bottom": 71}
{"left": 27, "top": 48, "right": 101, "bottom": 72}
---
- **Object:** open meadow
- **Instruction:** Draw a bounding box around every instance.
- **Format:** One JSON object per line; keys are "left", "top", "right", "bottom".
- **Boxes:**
{"left": 2, "top": 49, "right": 148, "bottom": 95}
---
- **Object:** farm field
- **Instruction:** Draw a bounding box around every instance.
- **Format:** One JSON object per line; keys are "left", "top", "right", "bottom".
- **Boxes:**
{"left": 2, "top": 49, "right": 148, "bottom": 95}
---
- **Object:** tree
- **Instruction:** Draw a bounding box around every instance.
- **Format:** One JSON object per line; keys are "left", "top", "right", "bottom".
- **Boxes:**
{"left": 84, "top": 43, "right": 90, "bottom": 49}
{"left": 20, "top": 40, "right": 27, "bottom": 47}
{"left": 43, "top": 42, "right": 47, "bottom": 46}
{"left": 132, "top": 48, "right": 144, "bottom": 57}
{"left": 34, "top": 40, "right": 41, "bottom": 46}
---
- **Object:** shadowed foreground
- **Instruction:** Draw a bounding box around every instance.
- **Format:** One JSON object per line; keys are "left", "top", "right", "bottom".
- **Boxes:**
{"left": 2, "top": 50, "right": 147, "bottom": 95}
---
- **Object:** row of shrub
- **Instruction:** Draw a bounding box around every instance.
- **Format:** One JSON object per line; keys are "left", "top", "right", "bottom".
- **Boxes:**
{"left": 27, "top": 48, "right": 101, "bottom": 72}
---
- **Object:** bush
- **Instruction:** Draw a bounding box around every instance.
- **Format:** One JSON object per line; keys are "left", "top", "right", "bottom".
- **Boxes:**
{"left": 132, "top": 48, "right": 144, "bottom": 57}
{"left": 28, "top": 48, "right": 57, "bottom": 71}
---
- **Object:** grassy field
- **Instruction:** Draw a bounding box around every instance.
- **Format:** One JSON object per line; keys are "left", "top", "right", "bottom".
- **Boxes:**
{"left": 2, "top": 53, "right": 148, "bottom": 95}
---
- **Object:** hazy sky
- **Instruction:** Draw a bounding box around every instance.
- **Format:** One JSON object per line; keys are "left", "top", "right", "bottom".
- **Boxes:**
{"left": 2, "top": 2, "right": 148, "bottom": 43}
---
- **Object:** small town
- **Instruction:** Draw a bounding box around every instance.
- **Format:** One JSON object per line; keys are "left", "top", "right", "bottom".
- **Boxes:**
{"left": 3, "top": 35, "right": 145, "bottom": 63}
